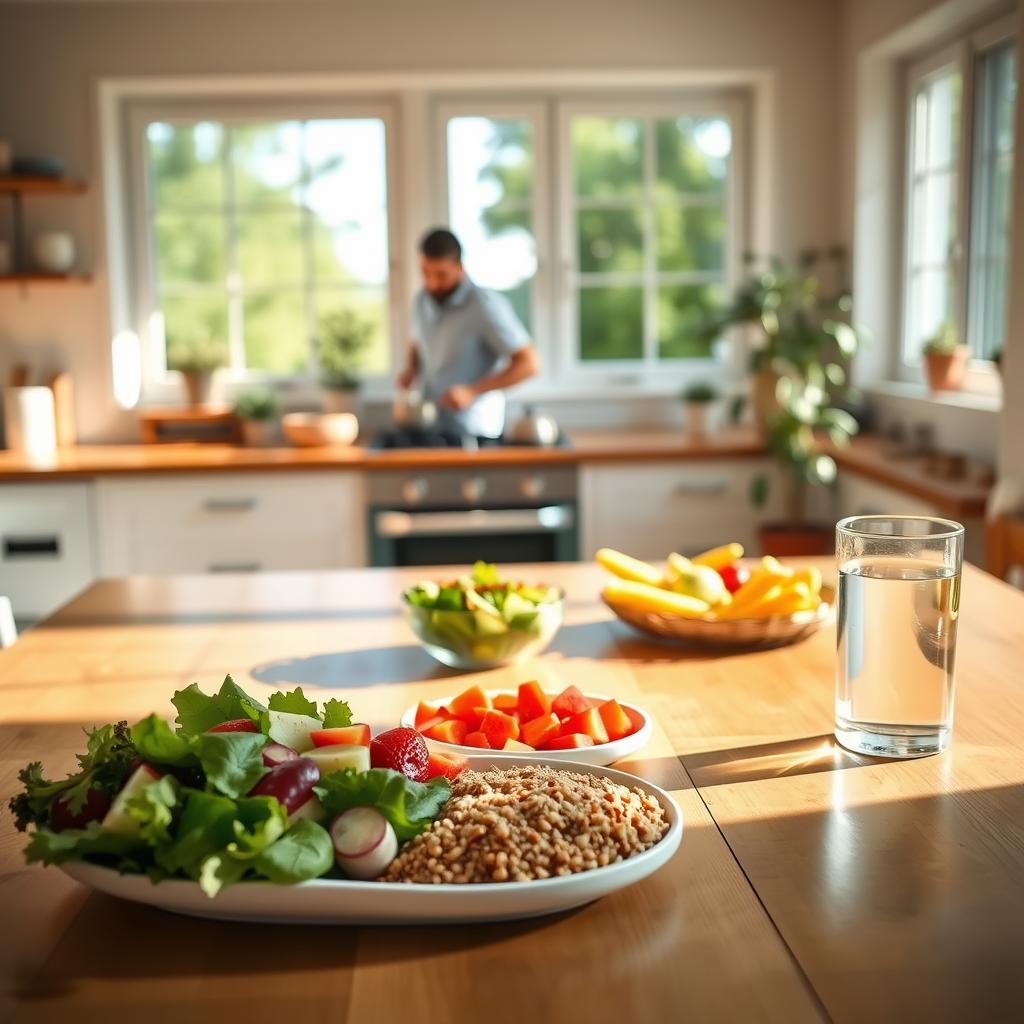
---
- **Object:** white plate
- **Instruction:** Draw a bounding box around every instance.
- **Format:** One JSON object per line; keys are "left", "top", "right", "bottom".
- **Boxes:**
{"left": 59, "top": 757, "right": 682, "bottom": 925}
{"left": 400, "top": 691, "right": 652, "bottom": 767}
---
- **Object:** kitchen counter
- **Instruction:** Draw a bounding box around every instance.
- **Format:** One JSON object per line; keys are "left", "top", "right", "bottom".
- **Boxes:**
{"left": 2, "top": 561, "right": 1023, "bottom": 1021}
{"left": 0, "top": 428, "right": 767, "bottom": 479}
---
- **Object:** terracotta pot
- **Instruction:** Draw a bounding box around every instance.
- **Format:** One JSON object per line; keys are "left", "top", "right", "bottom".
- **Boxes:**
{"left": 923, "top": 346, "right": 969, "bottom": 392}
{"left": 750, "top": 369, "right": 780, "bottom": 435}
{"left": 684, "top": 402, "right": 709, "bottom": 440}
{"left": 180, "top": 370, "right": 213, "bottom": 407}
{"left": 322, "top": 388, "right": 359, "bottom": 415}
{"left": 758, "top": 523, "right": 834, "bottom": 557}
{"left": 241, "top": 419, "right": 278, "bottom": 447}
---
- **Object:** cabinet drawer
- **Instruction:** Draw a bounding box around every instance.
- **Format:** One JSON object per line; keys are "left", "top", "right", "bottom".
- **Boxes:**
{"left": 96, "top": 472, "right": 366, "bottom": 575}
{"left": 580, "top": 460, "right": 782, "bottom": 559}
{"left": 0, "top": 482, "right": 95, "bottom": 619}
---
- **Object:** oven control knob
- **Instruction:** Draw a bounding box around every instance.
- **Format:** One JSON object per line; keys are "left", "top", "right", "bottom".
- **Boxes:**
{"left": 520, "top": 475, "right": 546, "bottom": 500}
{"left": 461, "top": 476, "right": 487, "bottom": 503}
{"left": 402, "top": 477, "right": 429, "bottom": 505}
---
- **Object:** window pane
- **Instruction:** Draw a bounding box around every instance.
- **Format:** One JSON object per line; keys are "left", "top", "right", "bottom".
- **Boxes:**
{"left": 658, "top": 283, "right": 723, "bottom": 358}
{"left": 572, "top": 117, "right": 644, "bottom": 197}
{"left": 313, "top": 209, "right": 390, "bottom": 287}
{"left": 242, "top": 290, "right": 308, "bottom": 374}
{"left": 153, "top": 211, "right": 225, "bottom": 285}
{"left": 231, "top": 121, "right": 303, "bottom": 205}
{"left": 907, "top": 268, "right": 957, "bottom": 352}
{"left": 578, "top": 208, "right": 643, "bottom": 273}
{"left": 655, "top": 117, "right": 730, "bottom": 195}
{"left": 968, "top": 42, "right": 1017, "bottom": 359}
{"left": 579, "top": 285, "right": 643, "bottom": 360}
{"left": 316, "top": 288, "right": 390, "bottom": 376}
{"left": 926, "top": 73, "right": 960, "bottom": 168}
{"left": 657, "top": 204, "right": 726, "bottom": 272}
{"left": 446, "top": 117, "right": 536, "bottom": 332}
{"left": 147, "top": 121, "right": 223, "bottom": 207}
{"left": 160, "top": 292, "right": 230, "bottom": 366}
{"left": 236, "top": 210, "right": 304, "bottom": 285}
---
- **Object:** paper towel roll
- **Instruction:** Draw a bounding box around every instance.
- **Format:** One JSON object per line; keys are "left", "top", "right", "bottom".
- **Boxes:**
{"left": 4, "top": 386, "right": 57, "bottom": 457}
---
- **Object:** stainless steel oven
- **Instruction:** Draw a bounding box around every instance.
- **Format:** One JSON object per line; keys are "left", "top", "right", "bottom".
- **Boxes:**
{"left": 367, "top": 466, "right": 579, "bottom": 567}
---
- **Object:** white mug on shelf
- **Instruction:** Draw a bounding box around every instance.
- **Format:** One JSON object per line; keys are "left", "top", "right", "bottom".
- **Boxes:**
{"left": 32, "top": 231, "right": 76, "bottom": 273}
{"left": 3, "top": 386, "right": 58, "bottom": 458}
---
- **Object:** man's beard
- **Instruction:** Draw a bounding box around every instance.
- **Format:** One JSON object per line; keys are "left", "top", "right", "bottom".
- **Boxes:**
{"left": 428, "top": 282, "right": 461, "bottom": 303}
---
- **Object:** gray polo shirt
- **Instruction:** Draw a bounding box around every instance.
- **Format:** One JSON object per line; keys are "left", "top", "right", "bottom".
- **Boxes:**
{"left": 411, "top": 276, "right": 529, "bottom": 438}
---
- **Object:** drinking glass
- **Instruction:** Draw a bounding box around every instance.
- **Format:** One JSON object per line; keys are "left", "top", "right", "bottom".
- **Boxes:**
{"left": 835, "top": 515, "right": 964, "bottom": 758}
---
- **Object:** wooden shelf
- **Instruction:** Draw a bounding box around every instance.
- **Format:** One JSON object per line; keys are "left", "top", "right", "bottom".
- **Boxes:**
{"left": 0, "top": 176, "right": 86, "bottom": 195}
{"left": 0, "top": 272, "right": 91, "bottom": 285}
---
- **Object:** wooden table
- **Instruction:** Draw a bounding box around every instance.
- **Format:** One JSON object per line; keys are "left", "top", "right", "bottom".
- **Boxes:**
{"left": 2, "top": 562, "right": 1022, "bottom": 1023}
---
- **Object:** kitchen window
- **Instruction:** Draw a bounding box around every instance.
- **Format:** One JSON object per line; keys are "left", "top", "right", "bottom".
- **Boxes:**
{"left": 900, "top": 19, "right": 1017, "bottom": 372}
{"left": 137, "top": 110, "right": 394, "bottom": 380}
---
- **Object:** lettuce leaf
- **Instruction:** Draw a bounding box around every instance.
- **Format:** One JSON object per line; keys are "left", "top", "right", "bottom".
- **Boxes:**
{"left": 266, "top": 687, "right": 319, "bottom": 718}
{"left": 252, "top": 819, "right": 334, "bottom": 885}
{"left": 131, "top": 715, "right": 195, "bottom": 767}
{"left": 125, "top": 774, "right": 180, "bottom": 846}
{"left": 24, "top": 822, "right": 147, "bottom": 870}
{"left": 190, "top": 732, "right": 267, "bottom": 799}
{"left": 195, "top": 796, "right": 288, "bottom": 897}
{"left": 472, "top": 561, "right": 499, "bottom": 586}
{"left": 154, "top": 789, "right": 239, "bottom": 877}
{"left": 321, "top": 698, "right": 353, "bottom": 729}
{"left": 315, "top": 768, "right": 450, "bottom": 842}
{"left": 171, "top": 676, "right": 266, "bottom": 736}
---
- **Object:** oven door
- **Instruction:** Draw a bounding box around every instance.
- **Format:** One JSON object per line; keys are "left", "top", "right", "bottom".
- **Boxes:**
{"left": 369, "top": 504, "right": 578, "bottom": 567}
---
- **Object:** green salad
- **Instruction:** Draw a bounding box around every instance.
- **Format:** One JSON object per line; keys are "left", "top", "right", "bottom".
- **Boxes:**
{"left": 403, "top": 562, "right": 563, "bottom": 667}
{"left": 9, "top": 677, "right": 450, "bottom": 897}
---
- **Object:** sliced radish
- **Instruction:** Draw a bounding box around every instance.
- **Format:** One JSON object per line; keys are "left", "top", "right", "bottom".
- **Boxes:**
{"left": 262, "top": 741, "right": 299, "bottom": 767}
{"left": 329, "top": 806, "right": 398, "bottom": 879}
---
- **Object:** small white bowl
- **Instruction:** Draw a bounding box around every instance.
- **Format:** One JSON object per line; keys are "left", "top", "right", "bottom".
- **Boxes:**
{"left": 282, "top": 412, "right": 358, "bottom": 447}
{"left": 400, "top": 690, "right": 652, "bottom": 767}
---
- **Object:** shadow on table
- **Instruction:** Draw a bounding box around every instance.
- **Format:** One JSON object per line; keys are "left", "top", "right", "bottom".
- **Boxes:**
{"left": 683, "top": 733, "right": 904, "bottom": 788}
{"left": 251, "top": 646, "right": 461, "bottom": 689}
{"left": 546, "top": 620, "right": 724, "bottom": 663}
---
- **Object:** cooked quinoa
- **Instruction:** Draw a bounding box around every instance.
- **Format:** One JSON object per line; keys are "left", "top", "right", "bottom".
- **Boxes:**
{"left": 380, "top": 764, "right": 669, "bottom": 884}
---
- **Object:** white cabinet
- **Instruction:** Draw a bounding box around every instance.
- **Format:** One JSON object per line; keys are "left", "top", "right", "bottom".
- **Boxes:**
{"left": 580, "top": 459, "right": 783, "bottom": 560}
{"left": 0, "top": 482, "right": 96, "bottom": 620}
{"left": 95, "top": 472, "right": 366, "bottom": 575}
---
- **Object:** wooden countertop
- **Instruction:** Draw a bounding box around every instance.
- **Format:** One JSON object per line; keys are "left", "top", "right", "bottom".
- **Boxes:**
{"left": 2, "top": 560, "right": 1022, "bottom": 1021}
{"left": 0, "top": 429, "right": 767, "bottom": 480}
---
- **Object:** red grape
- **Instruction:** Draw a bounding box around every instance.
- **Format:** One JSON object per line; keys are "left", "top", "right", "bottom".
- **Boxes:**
{"left": 247, "top": 757, "right": 320, "bottom": 813}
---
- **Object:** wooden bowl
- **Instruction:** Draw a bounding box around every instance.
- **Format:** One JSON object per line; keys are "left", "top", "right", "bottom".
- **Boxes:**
{"left": 282, "top": 412, "right": 358, "bottom": 447}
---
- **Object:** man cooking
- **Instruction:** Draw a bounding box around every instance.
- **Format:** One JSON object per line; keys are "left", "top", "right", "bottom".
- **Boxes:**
{"left": 397, "top": 228, "right": 540, "bottom": 441}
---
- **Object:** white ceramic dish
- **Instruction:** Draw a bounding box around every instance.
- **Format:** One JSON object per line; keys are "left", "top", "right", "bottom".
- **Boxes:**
{"left": 59, "top": 757, "right": 682, "bottom": 925}
{"left": 399, "top": 691, "right": 653, "bottom": 767}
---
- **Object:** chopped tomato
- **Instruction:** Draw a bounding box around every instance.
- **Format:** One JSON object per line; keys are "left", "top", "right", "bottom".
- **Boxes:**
{"left": 551, "top": 685, "right": 593, "bottom": 720}
{"left": 517, "top": 680, "right": 552, "bottom": 721}
{"left": 558, "top": 707, "right": 609, "bottom": 745}
{"left": 480, "top": 709, "right": 520, "bottom": 749}
{"left": 543, "top": 733, "right": 595, "bottom": 751}
{"left": 414, "top": 701, "right": 442, "bottom": 729}
{"left": 493, "top": 693, "right": 519, "bottom": 713}
{"left": 520, "top": 712, "right": 561, "bottom": 750}
{"left": 426, "top": 751, "right": 468, "bottom": 780}
{"left": 414, "top": 714, "right": 449, "bottom": 735}
{"left": 717, "top": 563, "right": 751, "bottom": 594}
{"left": 310, "top": 724, "right": 371, "bottom": 747}
{"left": 597, "top": 699, "right": 635, "bottom": 742}
{"left": 207, "top": 718, "right": 258, "bottom": 733}
{"left": 424, "top": 719, "right": 468, "bottom": 746}
{"left": 464, "top": 730, "right": 491, "bottom": 749}
{"left": 448, "top": 685, "right": 493, "bottom": 722}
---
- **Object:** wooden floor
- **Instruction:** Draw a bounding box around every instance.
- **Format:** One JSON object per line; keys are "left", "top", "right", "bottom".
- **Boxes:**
{"left": 2, "top": 561, "right": 1023, "bottom": 1023}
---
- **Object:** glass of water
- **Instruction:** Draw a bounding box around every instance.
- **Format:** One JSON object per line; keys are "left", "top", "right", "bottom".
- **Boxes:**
{"left": 835, "top": 515, "right": 964, "bottom": 758}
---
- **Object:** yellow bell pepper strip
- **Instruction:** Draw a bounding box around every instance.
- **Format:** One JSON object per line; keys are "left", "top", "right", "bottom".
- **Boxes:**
{"left": 734, "top": 582, "right": 816, "bottom": 619}
{"left": 791, "top": 565, "right": 822, "bottom": 595}
{"left": 692, "top": 542, "right": 744, "bottom": 571}
{"left": 603, "top": 578, "right": 711, "bottom": 618}
{"left": 722, "top": 567, "right": 789, "bottom": 612}
{"left": 595, "top": 548, "right": 664, "bottom": 588}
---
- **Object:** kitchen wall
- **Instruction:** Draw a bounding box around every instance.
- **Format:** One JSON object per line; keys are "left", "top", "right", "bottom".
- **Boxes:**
{"left": 0, "top": 0, "right": 843, "bottom": 442}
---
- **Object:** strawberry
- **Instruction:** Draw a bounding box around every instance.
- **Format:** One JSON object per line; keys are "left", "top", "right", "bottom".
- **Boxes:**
{"left": 369, "top": 727, "right": 430, "bottom": 782}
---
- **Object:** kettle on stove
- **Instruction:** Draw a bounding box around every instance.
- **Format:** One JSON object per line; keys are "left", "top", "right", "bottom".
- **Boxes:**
{"left": 504, "top": 404, "right": 560, "bottom": 447}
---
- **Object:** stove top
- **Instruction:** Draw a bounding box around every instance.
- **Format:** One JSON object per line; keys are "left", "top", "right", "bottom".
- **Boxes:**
{"left": 370, "top": 427, "right": 571, "bottom": 451}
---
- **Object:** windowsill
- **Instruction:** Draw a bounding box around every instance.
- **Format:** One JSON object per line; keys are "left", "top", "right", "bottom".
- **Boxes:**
{"left": 868, "top": 379, "right": 1002, "bottom": 414}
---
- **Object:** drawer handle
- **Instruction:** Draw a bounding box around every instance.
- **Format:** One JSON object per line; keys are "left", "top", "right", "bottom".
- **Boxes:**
{"left": 673, "top": 480, "right": 728, "bottom": 496}
{"left": 207, "top": 562, "right": 262, "bottom": 573}
{"left": 3, "top": 535, "right": 61, "bottom": 559}
{"left": 203, "top": 497, "right": 258, "bottom": 513}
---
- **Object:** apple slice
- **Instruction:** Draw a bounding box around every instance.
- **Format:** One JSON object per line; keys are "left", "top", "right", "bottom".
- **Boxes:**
{"left": 100, "top": 764, "right": 163, "bottom": 837}
{"left": 289, "top": 793, "right": 326, "bottom": 824}
{"left": 330, "top": 806, "right": 398, "bottom": 879}
{"left": 266, "top": 709, "right": 323, "bottom": 752}
{"left": 305, "top": 744, "right": 370, "bottom": 777}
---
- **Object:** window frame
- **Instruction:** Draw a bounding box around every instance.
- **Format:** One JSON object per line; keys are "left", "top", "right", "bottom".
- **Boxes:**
{"left": 555, "top": 95, "right": 747, "bottom": 384}
{"left": 433, "top": 99, "right": 553, "bottom": 367}
{"left": 897, "top": 15, "right": 1017, "bottom": 386}
{"left": 126, "top": 96, "right": 401, "bottom": 396}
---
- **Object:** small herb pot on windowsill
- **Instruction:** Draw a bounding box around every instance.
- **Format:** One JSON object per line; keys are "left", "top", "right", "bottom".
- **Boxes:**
{"left": 680, "top": 382, "right": 719, "bottom": 442}
{"left": 234, "top": 387, "right": 281, "bottom": 447}
{"left": 922, "top": 323, "right": 969, "bottom": 393}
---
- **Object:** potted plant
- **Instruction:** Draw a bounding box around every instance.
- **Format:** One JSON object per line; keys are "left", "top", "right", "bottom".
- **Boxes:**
{"left": 680, "top": 381, "right": 719, "bottom": 440}
{"left": 317, "top": 309, "right": 375, "bottom": 415}
{"left": 166, "top": 337, "right": 226, "bottom": 408}
{"left": 700, "top": 250, "right": 862, "bottom": 555}
{"left": 922, "top": 322, "right": 969, "bottom": 392}
{"left": 234, "top": 387, "right": 280, "bottom": 447}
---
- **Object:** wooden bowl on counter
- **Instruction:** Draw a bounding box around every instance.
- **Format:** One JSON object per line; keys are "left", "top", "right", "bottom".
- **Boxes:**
{"left": 281, "top": 412, "right": 359, "bottom": 447}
